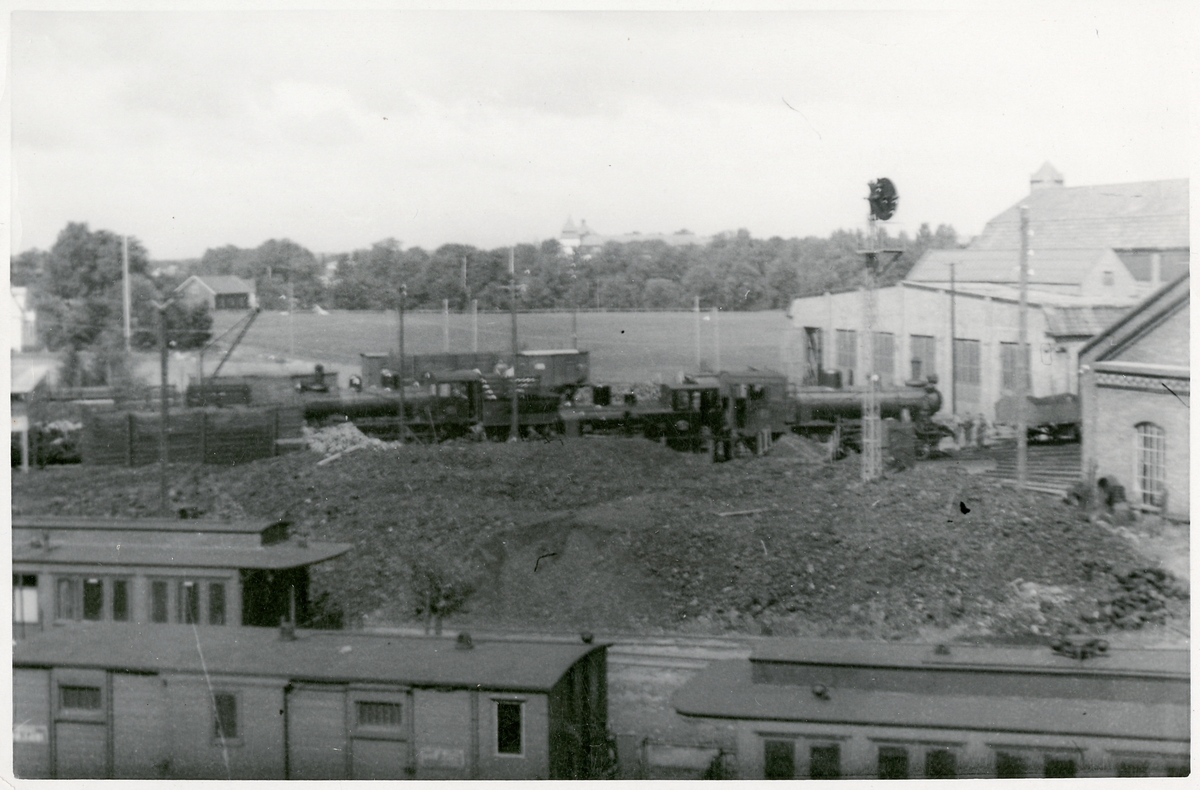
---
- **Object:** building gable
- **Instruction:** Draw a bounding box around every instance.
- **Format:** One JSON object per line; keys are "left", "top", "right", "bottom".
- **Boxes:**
{"left": 1079, "top": 274, "right": 1190, "bottom": 367}
{"left": 1110, "top": 302, "right": 1189, "bottom": 367}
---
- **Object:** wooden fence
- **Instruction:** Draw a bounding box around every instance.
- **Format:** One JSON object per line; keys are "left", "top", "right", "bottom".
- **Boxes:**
{"left": 81, "top": 406, "right": 305, "bottom": 466}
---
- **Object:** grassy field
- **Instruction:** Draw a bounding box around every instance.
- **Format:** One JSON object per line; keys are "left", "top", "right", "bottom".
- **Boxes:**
{"left": 212, "top": 309, "right": 797, "bottom": 384}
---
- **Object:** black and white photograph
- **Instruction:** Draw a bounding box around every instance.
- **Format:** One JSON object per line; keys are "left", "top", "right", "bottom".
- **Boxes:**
{"left": 8, "top": 3, "right": 1192, "bottom": 781}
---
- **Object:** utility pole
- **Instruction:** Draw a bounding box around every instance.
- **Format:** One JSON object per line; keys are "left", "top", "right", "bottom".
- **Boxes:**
{"left": 472, "top": 299, "right": 479, "bottom": 353}
{"left": 287, "top": 266, "right": 295, "bottom": 358}
{"left": 398, "top": 283, "right": 407, "bottom": 442}
{"left": 1017, "top": 205, "right": 1030, "bottom": 489}
{"left": 712, "top": 307, "right": 721, "bottom": 372}
{"left": 949, "top": 261, "right": 956, "bottom": 416}
{"left": 509, "top": 248, "right": 520, "bottom": 441}
{"left": 694, "top": 296, "right": 701, "bottom": 369}
{"left": 122, "top": 236, "right": 132, "bottom": 354}
{"left": 443, "top": 299, "right": 450, "bottom": 352}
{"left": 152, "top": 296, "right": 175, "bottom": 515}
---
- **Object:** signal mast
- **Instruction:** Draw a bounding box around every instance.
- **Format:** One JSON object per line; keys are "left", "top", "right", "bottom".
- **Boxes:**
{"left": 860, "top": 178, "right": 902, "bottom": 482}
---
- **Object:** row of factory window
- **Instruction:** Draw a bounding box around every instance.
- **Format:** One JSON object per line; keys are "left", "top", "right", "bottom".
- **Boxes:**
{"left": 12, "top": 574, "right": 227, "bottom": 626}
{"left": 760, "top": 738, "right": 1188, "bottom": 779}
{"left": 57, "top": 682, "right": 526, "bottom": 756}
{"left": 825, "top": 329, "right": 1030, "bottom": 388}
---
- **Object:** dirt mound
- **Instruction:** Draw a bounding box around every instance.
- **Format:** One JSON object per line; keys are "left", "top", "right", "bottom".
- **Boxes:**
{"left": 12, "top": 437, "right": 1186, "bottom": 644}
{"left": 767, "top": 433, "right": 829, "bottom": 463}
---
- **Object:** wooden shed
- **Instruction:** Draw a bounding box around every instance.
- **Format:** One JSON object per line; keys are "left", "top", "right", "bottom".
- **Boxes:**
{"left": 13, "top": 625, "right": 609, "bottom": 780}
{"left": 12, "top": 516, "right": 350, "bottom": 634}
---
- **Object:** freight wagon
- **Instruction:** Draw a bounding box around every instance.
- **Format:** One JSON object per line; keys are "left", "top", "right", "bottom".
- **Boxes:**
{"left": 13, "top": 624, "right": 611, "bottom": 780}
{"left": 673, "top": 637, "right": 1189, "bottom": 779}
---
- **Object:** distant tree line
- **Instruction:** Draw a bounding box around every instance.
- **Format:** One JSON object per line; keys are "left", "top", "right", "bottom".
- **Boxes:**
{"left": 11, "top": 221, "right": 959, "bottom": 384}
{"left": 189, "top": 223, "right": 960, "bottom": 313}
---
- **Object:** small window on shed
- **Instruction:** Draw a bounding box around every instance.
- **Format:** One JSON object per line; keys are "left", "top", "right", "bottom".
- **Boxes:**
{"left": 878, "top": 746, "right": 909, "bottom": 779}
{"left": 357, "top": 701, "right": 403, "bottom": 728}
{"left": 61, "top": 685, "right": 102, "bottom": 711}
{"left": 496, "top": 701, "right": 523, "bottom": 755}
{"left": 213, "top": 693, "right": 238, "bottom": 740}
{"left": 1103, "top": 270, "right": 1115, "bottom": 287}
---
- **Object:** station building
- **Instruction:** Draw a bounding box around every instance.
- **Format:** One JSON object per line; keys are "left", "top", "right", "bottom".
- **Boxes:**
{"left": 12, "top": 515, "right": 350, "bottom": 635}
{"left": 673, "top": 638, "right": 1189, "bottom": 779}
{"left": 13, "top": 624, "right": 609, "bottom": 780}
{"left": 1079, "top": 273, "right": 1190, "bottom": 520}
{"left": 785, "top": 165, "right": 1188, "bottom": 423}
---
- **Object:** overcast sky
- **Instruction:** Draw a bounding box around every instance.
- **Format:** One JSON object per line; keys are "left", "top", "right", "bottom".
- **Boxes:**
{"left": 9, "top": 4, "right": 1194, "bottom": 261}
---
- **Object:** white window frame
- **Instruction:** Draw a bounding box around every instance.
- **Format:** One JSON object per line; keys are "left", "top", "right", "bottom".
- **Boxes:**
{"left": 1134, "top": 422, "right": 1167, "bottom": 507}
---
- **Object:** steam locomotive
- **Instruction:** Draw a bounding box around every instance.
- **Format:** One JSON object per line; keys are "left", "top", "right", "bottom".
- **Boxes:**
{"left": 300, "top": 350, "right": 951, "bottom": 459}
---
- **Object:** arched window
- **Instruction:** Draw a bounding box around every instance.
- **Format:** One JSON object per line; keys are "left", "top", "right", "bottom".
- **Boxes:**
{"left": 1135, "top": 422, "right": 1167, "bottom": 507}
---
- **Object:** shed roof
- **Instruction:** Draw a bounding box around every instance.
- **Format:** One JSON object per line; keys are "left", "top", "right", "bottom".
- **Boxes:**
{"left": 179, "top": 275, "right": 256, "bottom": 295}
{"left": 673, "top": 660, "right": 1187, "bottom": 742}
{"left": 1080, "top": 273, "right": 1190, "bottom": 364}
{"left": 907, "top": 247, "right": 1121, "bottom": 287}
{"left": 12, "top": 540, "right": 351, "bottom": 570}
{"left": 13, "top": 515, "right": 282, "bottom": 535}
{"left": 13, "top": 624, "right": 603, "bottom": 693}
{"left": 1042, "top": 305, "right": 1132, "bottom": 338}
{"left": 970, "top": 178, "right": 1189, "bottom": 252}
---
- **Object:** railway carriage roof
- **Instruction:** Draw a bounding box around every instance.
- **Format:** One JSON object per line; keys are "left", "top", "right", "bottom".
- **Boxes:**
{"left": 13, "top": 515, "right": 285, "bottom": 535}
{"left": 14, "top": 624, "right": 604, "bottom": 692}
{"left": 12, "top": 541, "right": 352, "bottom": 570}
{"left": 750, "top": 638, "right": 1189, "bottom": 676}
{"left": 674, "top": 659, "right": 1188, "bottom": 741}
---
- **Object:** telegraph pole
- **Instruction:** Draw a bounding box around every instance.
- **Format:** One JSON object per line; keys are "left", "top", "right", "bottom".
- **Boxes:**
{"left": 694, "top": 296, "right": 701, "bottom": 369}
{"left": 122, "top": 236, "right": 132, "bottom": 353}
{"left": 509, "top": 248, "right": 520, "bottom": 441}
{"left": 152, "top": 296, "right": 176, "bottom": 515}
{"left": 949, "top": 261, "right": 956, "bottom": 416}
{"left": 397, "top": 283, "right": 407, "bottom": 442}
{"left": 1017, "top": 205, "right": 1030, "bottom": 488}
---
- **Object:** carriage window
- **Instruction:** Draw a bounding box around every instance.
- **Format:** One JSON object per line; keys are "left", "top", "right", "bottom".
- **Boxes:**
{"left": 810, "top": 744, "right": 840, "bottom": 779}
{"left": 61, "top": 685, "right": 102, "bottom": 711}
{"left": 995, "top": 751, "right": 1026, "bottom": 778}
{"left": 179, "top": 581, "right": 200, "bottom": 624}
{"left": 112, "top": 579, "right": 129, "bottom": 621}
{"left": 763, "top": 739, "right": 795, "bottom": 779}
{"left": 151, "top": 581, "right": 169, "bottom": 623}
{"left": 56, "top": 578, "right": 77, "bottom": 620}
{"left": 496, "top": 701, "right": 523, "bottom": 755}
{"left": 209, "top": 582, "right": 226, "bottom": 625}
{"left": 82, "top": 578, "right": 104, "bottom": 621}
{"left": 1044, "top": 756, "right": 1076, "bottom": 778}
{"left": 357, "top": 701, "right": 403, "bottom": 729}
{"left": 213, "top": 692, "right": 239, "bottom": 740}
{"left": 14, "top": 574, "right": 39, "bottom": 623}
{"left": 878, "top": 746, "right": 909, "bottom": 779}
{"left": 925, "top": 748, "right": 957, "bottom": 779}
